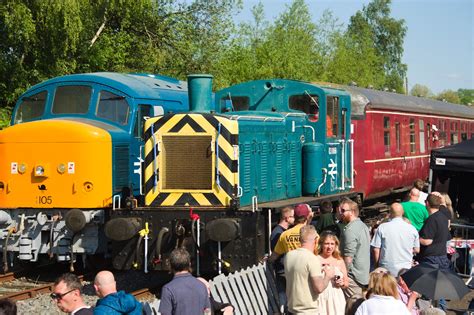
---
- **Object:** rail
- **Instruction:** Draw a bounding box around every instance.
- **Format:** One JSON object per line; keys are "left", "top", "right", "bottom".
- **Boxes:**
{"left": 1, "top": 275, "right": 85, "bottom": 302}
{"left": 0, "top": 272, "right": 16, "bottom": 283}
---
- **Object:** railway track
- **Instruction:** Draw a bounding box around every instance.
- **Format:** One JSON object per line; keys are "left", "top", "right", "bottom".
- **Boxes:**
{"left": 0, "top": 272, "right": 16, "bottom": 283}
{"left": 2, "top": 275, "right": 156, "bottom": 303}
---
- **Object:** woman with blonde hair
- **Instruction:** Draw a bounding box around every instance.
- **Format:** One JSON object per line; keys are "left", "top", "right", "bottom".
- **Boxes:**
{"left": 355, "top": 273, "right": 410, "bottom": 315}
{"left": 316, "top": 231, "right": 348, "bottom": 315}
{"left": 440, "top": 192, "right": 457, "bottom": 220}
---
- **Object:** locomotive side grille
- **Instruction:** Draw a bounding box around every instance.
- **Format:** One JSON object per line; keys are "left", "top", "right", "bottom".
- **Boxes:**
{"left": 275, "top": 142, "right": 283, "bottom": 188}
{"left": 290, "top": 142, "right": 297, "bottom": 186}
{"left": 114, "top": 145, "right": 129, "bottom": 192}
{"left": 243, "top": 143, "right": 251, "bottom": 193}
{"left": 162, "top": 135, "right": 212, "bottom": 189}
{"left": 260, "top": 142, "right": 268, "bottom": 191}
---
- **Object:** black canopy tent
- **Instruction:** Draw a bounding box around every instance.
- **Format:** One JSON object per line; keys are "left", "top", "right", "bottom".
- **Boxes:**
{"left": 430, "top": 138, "right": 474, "bottom": 218}
{"left": 431, "top": 138, "right": 474, "bottom": 173}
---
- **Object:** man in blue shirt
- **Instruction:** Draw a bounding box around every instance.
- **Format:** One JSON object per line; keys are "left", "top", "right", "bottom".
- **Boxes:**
{"left": 159, "top": 248, "right": 211, "bottom": 315}
{"left": 93, "top": 270, "right": 142, "bottom": 315}
{"left": 371, "top": 203, "right": 420, "bottom": 276}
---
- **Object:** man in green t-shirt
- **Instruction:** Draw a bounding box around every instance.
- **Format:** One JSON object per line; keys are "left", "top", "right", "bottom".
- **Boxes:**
{"left": 401, "top": 188, "right": 429, "bottom": 231}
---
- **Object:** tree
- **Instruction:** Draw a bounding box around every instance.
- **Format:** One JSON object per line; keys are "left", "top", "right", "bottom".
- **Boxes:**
{"left": 322, "top": 27, "right": 385, "bottom": 88}
{"left": 410, "top": 84, "right": 433, "bottom": 98}
{"left": 216, "top": 0, "right": 320, "bottom": 86}
{"left": 0, "top": 0, "right": 241, "bottom": 108}
{"left": 347, "top": 0, "right": 407, "bottom": 92}
{"left": 457, "top": 89, "right": 474, "bottom": 106}
{"left": 435, "top": 90, "right": 461, "bottom": 104}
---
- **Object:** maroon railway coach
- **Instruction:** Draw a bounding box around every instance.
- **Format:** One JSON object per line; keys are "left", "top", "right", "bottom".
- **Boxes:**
{"left": 344, "top": 87, "right": 474, "bottom": 201}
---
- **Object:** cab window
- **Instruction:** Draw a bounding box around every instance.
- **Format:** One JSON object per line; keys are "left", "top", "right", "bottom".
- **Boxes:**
{"left": 289, "top": 94, "right": 319, "bottom": 116}
{"left": 14, "top": 91, "right": 47, "bottom": 123}
{"left": 96, "top": 90, "right": 129, "bottom": 125}
{"left": 52, "top": 86, "right": 91, "bottom": 114}
{"left": 220, "top": 95, "right": 249, "bottom": 111}
{"left": 134, "top": 105, "right": 152, "bottom": 139}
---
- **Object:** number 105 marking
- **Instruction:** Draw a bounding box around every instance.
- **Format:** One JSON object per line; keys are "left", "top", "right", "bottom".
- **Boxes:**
{"left": 37, "top": 196, "right": 53, "bottom": 204}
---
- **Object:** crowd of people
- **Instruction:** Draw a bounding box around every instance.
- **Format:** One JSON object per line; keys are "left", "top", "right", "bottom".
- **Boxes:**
{"left": 268, "top": 179, "right": 458, "bottom": 315}
{"left": 0, "top": 179, "right": 460, "bottom": 315}
{"left": 0, "top": 246, "right": 233, "bottom": 315}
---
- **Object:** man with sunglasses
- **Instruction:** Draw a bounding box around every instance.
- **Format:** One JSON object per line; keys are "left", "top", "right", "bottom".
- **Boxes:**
{"left": 340, "top": 199, "right": 370, "bottom": 300}
{"left": 51, "top": 273, "right": 93, "bottom": 315}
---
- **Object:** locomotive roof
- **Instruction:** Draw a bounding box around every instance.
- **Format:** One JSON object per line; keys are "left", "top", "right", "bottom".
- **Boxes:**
{"left": 25, "top": 72, "right": 188, "bottom": 98}
{"left": 346, "top": 86, "right": 474, "bottom": 119}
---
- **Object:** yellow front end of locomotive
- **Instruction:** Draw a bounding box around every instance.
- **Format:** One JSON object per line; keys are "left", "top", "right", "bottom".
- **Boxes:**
{"left": 0, "top": 120, "right": 112, "bottom": 208}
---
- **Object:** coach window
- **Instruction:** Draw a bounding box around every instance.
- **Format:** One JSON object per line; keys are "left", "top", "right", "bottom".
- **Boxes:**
{"left": 409, "top": 118, "right": 416, "bottom": 153}
{"left": 395, "top": 122, "right": 401, "bottom": 152}
{"left": 418, "top": 120, "right": 425, "bottom": 153}
{"left": 461, "top": 122, "right": 467, "bottom": 141}
{"left": 439, "top": 119, "right": 446, "bottom": 146}
{"left": 450, "top": 122, "right": 458, "bottom": 144}
{"left": 134, "top": 105, "right": 152, "bottom": 139}
{"left": 14, "top": 91, "right": 47, "bottom": 124}
{"left": 52, "top": 86, "right": 91, "bottom": 114}
{"left": 220, "top": 95, "right": 250, "bottom": 111}
{"left": 96, "top": 90, "right": 130, "bottom": 125}
{"left": 383, "top": 117, "right": 390, "bottom": 153}
{"left": 326, "top": 96, "right": 339, "bottom": 137}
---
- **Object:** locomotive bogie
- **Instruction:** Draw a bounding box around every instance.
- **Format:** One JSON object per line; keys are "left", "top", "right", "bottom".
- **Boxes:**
{"left": 0, "top": 208, "right": 104, "bottom": 263}
{"left": 106, "top": 209, "right": 266, "bottom": 274}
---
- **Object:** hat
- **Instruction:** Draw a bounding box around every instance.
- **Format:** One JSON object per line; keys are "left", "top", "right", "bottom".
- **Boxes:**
{"left": 294, "top": 204, "right": 311, "bottom": 218}
{"left": 432, "top": 125, "right": 438, "bottom": 131}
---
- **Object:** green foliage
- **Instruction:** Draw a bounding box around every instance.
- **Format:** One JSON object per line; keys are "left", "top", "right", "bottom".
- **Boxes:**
{"left": 0, "top": 0, "right": 465, "bottom": 108}
{"left": 410, "top": 84, "right": 433, "bottom": 98}
{"left": 0, "top": 0, "right": 241, "bottom": 107}
{"left": 435, "top": 90, "right": 461, "bottom": 104}
{"left": 321, "top": 29, "right": 385, "bottom": 89}
{"left": 347, "top": 0, "right": 407, "bottom": 92}
{"left": 0, "top": 107, "right": 12, "bottom": 129}
{"left": 457, "top": 89, "right": 474, "bottom": 106}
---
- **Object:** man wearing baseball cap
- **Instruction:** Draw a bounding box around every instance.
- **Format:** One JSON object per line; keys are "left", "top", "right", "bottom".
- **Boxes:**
{"left": 269, "top": 203, "right": 315, "bottom": 262}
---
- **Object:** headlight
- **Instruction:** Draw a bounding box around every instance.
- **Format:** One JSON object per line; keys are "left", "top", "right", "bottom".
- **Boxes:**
{"left": 18, "top": 163, "right": 27, "bottom": 174}
{"left": 57, "top": 163, "right": 66, "bottom": 174}
{"left": 35, "top": 165, "right": 45, "bottom": 176}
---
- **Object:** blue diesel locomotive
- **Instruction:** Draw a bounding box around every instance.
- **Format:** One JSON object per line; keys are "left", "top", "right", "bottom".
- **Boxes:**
{"left": 105, "top": 75, "right": 356, "bottom": 273}
{"left": 0, "top": 73, "right": 188, "bottom": 270}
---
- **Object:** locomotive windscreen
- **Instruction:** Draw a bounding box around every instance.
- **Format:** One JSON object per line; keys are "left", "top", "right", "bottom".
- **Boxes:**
{"left": 162, "top": 135, "right": 212, "bottom": 190}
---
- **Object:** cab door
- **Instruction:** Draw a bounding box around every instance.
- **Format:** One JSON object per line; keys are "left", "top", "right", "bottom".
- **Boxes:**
{"left": 325, "top": 95, "right": 352, "bottom": 193}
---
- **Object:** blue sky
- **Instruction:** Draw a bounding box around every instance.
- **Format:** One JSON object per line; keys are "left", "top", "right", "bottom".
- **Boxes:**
{"left": 236, "top": 0, "right": 474, "bottom": 94}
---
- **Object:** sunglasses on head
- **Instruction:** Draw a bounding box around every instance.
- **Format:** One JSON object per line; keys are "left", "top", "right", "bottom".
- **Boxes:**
{"left": 50, "top": 288, "right": 76, "bottom": 300}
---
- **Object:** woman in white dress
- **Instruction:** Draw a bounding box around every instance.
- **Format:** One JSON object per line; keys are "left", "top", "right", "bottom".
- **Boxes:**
{"left": 316, "top": 231, "right": 348, "bottom": 315}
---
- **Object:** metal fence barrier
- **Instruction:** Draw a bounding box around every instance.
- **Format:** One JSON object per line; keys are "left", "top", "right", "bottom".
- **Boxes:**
{"left": 450, "top": 223, "right": 474, "bottom": 277}
{"left": 210, "top": 263, "right": 281, "bottom": 315}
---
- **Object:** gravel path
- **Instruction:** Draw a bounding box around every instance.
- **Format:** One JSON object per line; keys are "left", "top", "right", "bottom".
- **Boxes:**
{"left": 16, "top": 270, "right": 170, "bottom": 315}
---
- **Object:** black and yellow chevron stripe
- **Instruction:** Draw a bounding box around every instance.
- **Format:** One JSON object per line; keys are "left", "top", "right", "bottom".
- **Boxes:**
{"left": 143, "top": 113, "right": 239, "bottom": 207}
